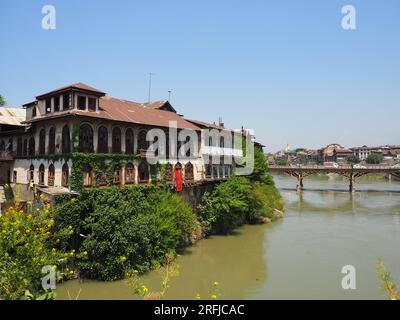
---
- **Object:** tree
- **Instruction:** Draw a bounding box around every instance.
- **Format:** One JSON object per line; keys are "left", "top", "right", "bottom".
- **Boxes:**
{"left": 275, "top": 159, "right": 287, "bottom": 166}
{"left": 249, "top": 147, "right": 268, "bottom": 182}
{"left": 366, "top": 153, "right": 383, "bottom": 164}
{"left": 346, "top": 155, "right": 360, "bottom": 164}
{"left": 297, "top": 154, "right": 307, "bottom": 165}
{"left": 0, "top": 95, "right": 6, "bottom": 106}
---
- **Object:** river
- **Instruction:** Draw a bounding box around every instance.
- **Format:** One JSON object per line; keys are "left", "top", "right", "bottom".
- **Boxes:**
{"left": 57, "top": 174, "right": 400, "bottom": 300}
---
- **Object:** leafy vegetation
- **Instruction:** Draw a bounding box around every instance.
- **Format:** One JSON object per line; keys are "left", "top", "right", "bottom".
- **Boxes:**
{"left": 275, "top": 159, "right": 288, "bottom": 166}
{"left": 198, "top": 176, "right": 252, "bottom": 234}
{"left": 366, "top": 153, "right": 383, "bottom": 164}
{"left": 54, "top": 185, "right": 196, "bottom": 280}
{"left": 0, "top": 95, "right": 6, "bottom": 106}
{"left": 0, "top": 196, "right": 71, "bottom": 300}
{"left": 70, "top": 152, "right": 141, "bottom": 191}
{"left": 199, "top": 147, "right": 283, "bottom": 235}
{"left": 346, "top": 154, "right": 360, "bottom": 164}
{"left": 249, "top": 182, "right": 284, "bottom": 221}
{"left": 377, "top": 259, "right": 399, "bottom": 300}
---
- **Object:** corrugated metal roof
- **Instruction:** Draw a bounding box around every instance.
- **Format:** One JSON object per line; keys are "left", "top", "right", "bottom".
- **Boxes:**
{"left": 98, "top": 96, "right": 199, "bottom": 130}
{"left": 0, "top": 107, "right": 26, "bottom": 126}
{"left": 185, "top": 119, "right": 226, "bottom": 130}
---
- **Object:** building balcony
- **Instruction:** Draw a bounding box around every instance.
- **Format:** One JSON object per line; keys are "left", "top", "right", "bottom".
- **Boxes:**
{"left": 202, "top": 146, "right": 243, "bottom": 157}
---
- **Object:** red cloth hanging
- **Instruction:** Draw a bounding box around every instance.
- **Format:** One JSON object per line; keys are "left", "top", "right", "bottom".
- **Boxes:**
{"left": 175, "top": 169, "right": 183, "bottom": 192}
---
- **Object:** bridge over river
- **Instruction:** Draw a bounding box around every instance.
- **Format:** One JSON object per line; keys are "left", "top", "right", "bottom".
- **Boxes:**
{"left": 269, "top": 165, "right": 400, "bottom": 192}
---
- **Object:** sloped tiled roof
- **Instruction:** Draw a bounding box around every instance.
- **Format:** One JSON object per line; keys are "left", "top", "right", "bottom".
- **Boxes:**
{"left": 36, "top": 82, "right": 106, "bottom": 99}
{"left": 26, "top": 96, "right": 200, "bottom": 130}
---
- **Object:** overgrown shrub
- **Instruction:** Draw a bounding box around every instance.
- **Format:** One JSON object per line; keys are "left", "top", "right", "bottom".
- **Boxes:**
{"left": 0, "top": 198, "right": 71, "bottom": 299}
{"left": 198, "top": 176, "right": 252, "bottom": 234}
{"left": 54, "top": 185, "right": 196, "bottom": 281}
{"left": 198, "top": 175, "right": 284, "bottom": 235}
{"left": 248, "top": 182, "right": 284, "bottom": 221}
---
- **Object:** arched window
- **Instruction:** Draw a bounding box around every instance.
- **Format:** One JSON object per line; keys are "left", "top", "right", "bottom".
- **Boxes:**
{"left": 166, "top": 163, "right": 173, "bottom": 182}
{"left": 138, "top": 162, "right": 149, "bottom": 183}
{"left": 205, "top": 156, "right": 212, "bottom": 179}
{"left": 138, "top": 130, "right": 148, "bottom": 151}
{"left": 62, "top": 163, "right": 69, "bottom": 187}
{"left": 153, "top": 136, "right": 159, "bottom": 156}
{"left": 62, "top": 125, "right": 71, "bottom": 154}
{"left": 125, "top": 129, "right": 134, "bottom": 154}
{"left": 23, "top": 139, "right": 28, "bottom": 156}
{"left": 113, "top": 165, "right": 121, "bottom": 184}
{"left": 112, "top": 127, "right": 121, "bottom": 153}
{"left": 185, "top": 136, "right": 191, "bottom": 157}
{"left": 220, "top": 136, "right": 224, "bottom": 148}
{"left": 212, "top": 163, "right": 218, "bottom": 179}
{"left": 38, "top": 164, "right": 45, "bottom": 185}
{"left": 165, "top": 130, "right": 170, "bottom": 159}
{"left": 32, "top": 107, "right": 37, "bottom": 118}
{"left": 97, "top": 126, "right": 108, "bottom": 153}
{"left": 79, "top": 124, "right": 94, "bottom": 153}
{"left": 28, "top": 137, "right": 35, "bottom": 156}
{"left": 48, "top": 127, "right": 56, "bottom": 154}
{"left": 28, "top": 164, "right": 34, "bottom": 182}
{"left": 184, "top": 162, "right": 194, "bottom": 182}
{"left": 17, "top": 137, "right": 22, "bottom": 156}
{"left": 39, "top": 129, "right": 46, "bottom": 155}
{"left": 48, "top": 164, "right": 55, "bottom": 186}
{"left": 83, "top": 165, "right": 93, "bottom": 187}
{"left": 125, "top": 163, "right": 135, "bottom": 184}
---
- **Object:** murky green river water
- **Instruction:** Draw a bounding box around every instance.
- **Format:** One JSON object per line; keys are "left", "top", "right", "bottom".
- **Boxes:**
{"left": 57, "top": 175, "right": 400, "bottom": 300}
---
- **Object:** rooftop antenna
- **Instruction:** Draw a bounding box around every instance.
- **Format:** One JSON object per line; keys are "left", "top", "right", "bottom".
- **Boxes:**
{"left": 147, "top": 72, "right": 155, "bottom": 103}
{"left": 168, "top": 90, "right": 172, "bottom": 102}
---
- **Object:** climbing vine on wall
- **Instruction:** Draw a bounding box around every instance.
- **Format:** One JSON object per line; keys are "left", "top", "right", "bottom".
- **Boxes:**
{"left": 70, "top": 152, "right": 142, "bottom": 191}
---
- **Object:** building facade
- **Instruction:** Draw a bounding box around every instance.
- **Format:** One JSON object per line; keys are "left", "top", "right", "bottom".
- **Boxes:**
{"left": 0, "top": 83, "right": 244, "bottom": 198}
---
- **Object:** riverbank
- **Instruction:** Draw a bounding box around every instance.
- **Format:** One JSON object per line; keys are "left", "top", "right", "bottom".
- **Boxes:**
{"left": 53, "top": 176, "right": 284, "bottom": 282}
{"left": 57, "top": 174, "right": 400, "bottom": 299}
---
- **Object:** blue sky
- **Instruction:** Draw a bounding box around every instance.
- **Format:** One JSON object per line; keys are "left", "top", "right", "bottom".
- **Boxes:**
{"left": 1, "top": 0, "right": 399, "bottom": 152}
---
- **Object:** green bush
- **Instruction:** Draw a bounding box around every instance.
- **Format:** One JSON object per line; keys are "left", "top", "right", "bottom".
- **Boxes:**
{"left": 198, "top": 176, "right": 252, "bottom": 235}
{"left": 249, "top": 182, "right": 284, "bottom": 222}
{"left": 54, "top": 185, "right": 196, "bottom": 281}
{"left": 198, "top": 176, "right": 284, "bottom": 235}
{"left": 366, "top": 153, "right": 383, "bottom": 164}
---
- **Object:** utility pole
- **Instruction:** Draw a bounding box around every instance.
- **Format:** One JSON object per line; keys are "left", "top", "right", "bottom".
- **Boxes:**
{"left": 147, "top": 72, "right": 154, "bottom": 103}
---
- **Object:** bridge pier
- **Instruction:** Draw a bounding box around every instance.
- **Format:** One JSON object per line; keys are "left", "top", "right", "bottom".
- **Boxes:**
{"left": 296, "top": 174, "right": 304, "bottom": 191}
{"left": 349, "top": 174, "right": 355, "bottom": 193}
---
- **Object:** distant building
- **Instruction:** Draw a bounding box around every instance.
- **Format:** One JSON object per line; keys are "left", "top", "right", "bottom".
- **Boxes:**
{"left": 319, "top": 143, "right": 352, "bottom": 163}
{"left": 351, "top": 146, "right": 377, "bottom": 161}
